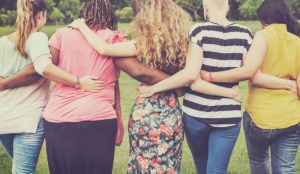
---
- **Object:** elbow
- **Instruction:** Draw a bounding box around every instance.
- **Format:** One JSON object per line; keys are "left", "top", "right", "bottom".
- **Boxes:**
{"left": 249, "top": 73, "right": 261, "bottom": 85}
{"left": 96, "top": 45, "right": 109, "bottom": 56}
{"left": 190, "top": 78, "right": 202, "bottom": 91}
{"left": 185, "top": 72, "right": 198, "bottom": 84}
{"left": 239, "top": 68, "right": 256, "bottom": 81}
{"left": 189, "top": 74, "right": 198, "bottom": 82}
{"left": 97, "top": 49, "right": 108, "bottom": 56}
{"left": 128, "top": 67, "right": 146, "bottom": 80}
{"left": 190, "top": 82, "right": 197, "bottom": 91}
{"left": 39, "top": 64, "right": 52, "bottom": 77}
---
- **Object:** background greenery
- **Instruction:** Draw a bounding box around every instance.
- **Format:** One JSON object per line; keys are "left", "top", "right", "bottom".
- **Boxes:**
{"left": 0, "top": 0, "right": 300, "bottom": 25}
{"left": 0, "top": 21, "right": 300, "bottom": 174}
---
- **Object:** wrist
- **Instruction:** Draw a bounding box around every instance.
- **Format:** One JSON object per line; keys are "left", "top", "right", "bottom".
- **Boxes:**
{"left": 227, "top": 88, "right": 235, "bottom": 98}
{"left": 0, "top": 79, "right": 8, "bottom": 91}
{"left": 152, "top": 85, "right": 159, "bottom": 94}
{"left": 74, "top": 77, "right": 80, "bottom": 89}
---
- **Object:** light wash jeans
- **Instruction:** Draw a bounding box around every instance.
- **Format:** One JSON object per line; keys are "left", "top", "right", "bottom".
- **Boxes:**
{"left": 0, "top": 119, "right": 44, "bottom": 174}
{"left": 183, "top": 113, "right": 241, "bottom": 174}
{"left": 243, "top": 112, "right": 300, "bottom": 174}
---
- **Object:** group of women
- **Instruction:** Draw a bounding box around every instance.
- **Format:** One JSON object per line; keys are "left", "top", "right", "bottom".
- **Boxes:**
{"left": 0, "top": 0, "right": 299, "bottom": 174}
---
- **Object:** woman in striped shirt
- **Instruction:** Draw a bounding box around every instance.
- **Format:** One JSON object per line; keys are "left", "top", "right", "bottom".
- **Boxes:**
{"left": 137, "top": 0, "right": 297, "bottom": 173}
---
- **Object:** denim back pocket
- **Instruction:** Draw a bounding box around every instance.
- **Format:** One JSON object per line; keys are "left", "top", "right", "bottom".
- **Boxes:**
{"left": 248, "top": 117, "right": 272, "bottom": 142}
{"left": 296, "top": 123, "right": 300, "bottom": 134}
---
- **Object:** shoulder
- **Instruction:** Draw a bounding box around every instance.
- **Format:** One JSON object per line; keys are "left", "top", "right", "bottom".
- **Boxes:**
{"left": 0, "top": 36, "right": 7, "bottom": 45}
{"left": 252, "top": 30, "right": 267, "bottom": 44}
{"left": 26, "top": 32, "right": 50, "bottom": 53}
{"left": 28, "top": 32, "right": 48, "bottom": 43}
{"left": 231, "top": 23, "right": 253, "bottom": 37}
{"left": 290, "top": 34, "right": 300, "bottom": 49}
{"left": 104, "top": 29, "right": 130, "bottom": 43}
{"left": 189, "top": 22, "right": 211, "bottom": 37}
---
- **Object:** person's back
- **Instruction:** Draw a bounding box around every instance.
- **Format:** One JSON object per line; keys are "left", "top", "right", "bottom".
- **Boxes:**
{"left": 43, "top": 27, "right": 127, "bottom": 122}
{"left": 246, "top": 24, "right": 300, "bottom": 129}
{"left": 183, "top": 21, "right": 253, "bottom": 127}
{"left": 42, "top": 1, "right": 129, "bottom": 174}
{"left": 0, "top": 33, "right": 49, "bottom": 133}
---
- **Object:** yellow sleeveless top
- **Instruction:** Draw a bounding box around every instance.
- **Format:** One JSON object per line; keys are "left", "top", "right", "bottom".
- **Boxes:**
{"left": 245, "top": 24, "right": 300, "bottom": 129}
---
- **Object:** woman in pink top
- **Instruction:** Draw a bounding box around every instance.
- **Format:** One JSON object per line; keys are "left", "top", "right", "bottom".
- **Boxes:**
{"left": 42, "top": 0, "right": 127, "bottom": 174}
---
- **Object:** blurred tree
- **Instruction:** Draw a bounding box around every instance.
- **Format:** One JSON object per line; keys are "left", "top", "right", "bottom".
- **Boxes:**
{"left": 287, "top": 0, "right": 300, "bottom": 18}
{"left": 0, "top": 13, "right": 9, "bottom": 26}
{"left": 238, "top": 0, "right": 263, "bottom": 19}
{"left": 116, "top": 6, "right": 133, "bottom": 22}
{"left": 49, "top": 7, "right": 65, "bottom": 25}
{"left": 130, "top": 0, "right": 145, "bottom": 16}
{"left": 58, "top": 0, "right": 82, "bottom": 23}
{"left": 110, "top": 0, "right": 130, "bottom": 10}
{"left": 176, "top": 0, "right": 203, "bottom": 21}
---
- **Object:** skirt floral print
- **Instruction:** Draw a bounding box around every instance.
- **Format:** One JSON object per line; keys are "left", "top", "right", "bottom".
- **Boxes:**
{"left": 127, "top": 91, "right": 184, "bottom": 174}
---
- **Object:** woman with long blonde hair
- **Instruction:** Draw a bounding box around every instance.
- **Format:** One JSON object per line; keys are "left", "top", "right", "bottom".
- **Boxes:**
{"left": 0, "top": 0, "right": 101, "bottom": 173}
{"left": 70, "top": 0, "right": 243, "bottom": 173}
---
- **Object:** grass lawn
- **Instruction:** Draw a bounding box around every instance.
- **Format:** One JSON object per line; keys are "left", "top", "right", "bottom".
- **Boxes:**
{"left": 0, "top": 21, "right": 299, "bottom": 174}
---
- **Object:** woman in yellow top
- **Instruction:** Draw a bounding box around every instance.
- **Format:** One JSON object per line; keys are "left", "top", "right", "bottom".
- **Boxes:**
{"left": 183, "top": 0, "right": 300, "bottom": 173}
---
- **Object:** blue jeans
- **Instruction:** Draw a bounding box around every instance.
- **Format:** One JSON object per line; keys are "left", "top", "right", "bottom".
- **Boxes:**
{"left": 243, "top": 112, "right": 300, "bottom": 174}
{"left": 183, "top": 113, "right": 241, "bottom": 174}
{"left": 0, "top": 119, "right": 44, "bottom": 174}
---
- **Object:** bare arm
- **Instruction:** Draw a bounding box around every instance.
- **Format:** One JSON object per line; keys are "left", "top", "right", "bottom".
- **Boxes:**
{"left": 0, "top": 64, "right": 41, "bottom": 91}
{"left": 69, "top": 19, "right": 137, "bottom": 57}
{"left": 0, "top": 35, "right": 61, "bottom": 92}
{"left": 41, "top": 46, "right": 104, "bottom": 92}
{"left": 251, "top": 70, "right": 297, "bottom": 93}
{"left": 136, "top": 43, "right": 202, "bottom": 98}
{"left": 206, "top": 31, "right": 267, "bottom": 83}
{"left": 190, "top": 76, "right": 242, "bottom": 102}
{"left": 114, "top": 57, "right": 169, "bottom": 84}
{"left": 114, "top": 57, "right": 185, "bottom": 96}
{"left": 137, "top": 42, "right": 240, "bottom": 97}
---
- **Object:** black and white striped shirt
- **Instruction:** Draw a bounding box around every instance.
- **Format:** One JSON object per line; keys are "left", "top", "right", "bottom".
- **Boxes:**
{"left": 182, "top": 22, "right": 253, "bottom": 127}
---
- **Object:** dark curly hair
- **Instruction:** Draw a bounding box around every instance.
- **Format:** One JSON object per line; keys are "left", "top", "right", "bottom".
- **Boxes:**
{"left": 77, "top": 0, "right": 117, "bottom": 31}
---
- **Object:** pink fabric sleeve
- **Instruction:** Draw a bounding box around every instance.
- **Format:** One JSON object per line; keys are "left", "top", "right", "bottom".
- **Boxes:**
{"left": 48, "top": 29, "right": 62, "bottom": 50}
{"left": 111, "top": 31, "right": 130, "bottom": 146}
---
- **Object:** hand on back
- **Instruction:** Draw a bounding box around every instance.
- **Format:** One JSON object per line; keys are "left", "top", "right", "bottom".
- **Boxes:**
{"left": 80, "top": 76, "right": 105, "bottom": 92}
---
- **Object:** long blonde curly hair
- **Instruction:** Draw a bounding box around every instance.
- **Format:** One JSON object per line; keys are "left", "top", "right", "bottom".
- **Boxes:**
{"left": 132, "top": 0, "right": 192, "bottom": 74}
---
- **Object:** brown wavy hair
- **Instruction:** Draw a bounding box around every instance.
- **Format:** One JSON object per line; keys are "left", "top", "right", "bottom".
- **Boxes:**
{"left": 132, "top": 0, "right": 192, "bottom": 74}
{"left": 15, "top": 0, "right": 46, "bottom": 58}
{"left": 77, "top": 0, "right": 117, "bottom": 31}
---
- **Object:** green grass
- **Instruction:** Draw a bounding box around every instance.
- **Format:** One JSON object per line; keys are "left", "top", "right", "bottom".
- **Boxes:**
{"left": 0, "top": 21, "right": 300, "bottom": 174}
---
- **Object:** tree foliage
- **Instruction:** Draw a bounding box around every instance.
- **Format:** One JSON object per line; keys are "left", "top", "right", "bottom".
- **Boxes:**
{"left": 238, "top": 0, "right": 263, "bottom": 19}
{"left": 49, "top": 7, "right": 65, "bottom": 25}
{"left": 0, "top": 0, "right": 299, "bottom": 26}
{"left": 287, "top": 0, "right": 300, "bottom": 18}
{"left": 116, "top": 7, "right": 134, "bottom": 23}
{"left": 58, "top": 0, "right": 82, "bottom": 23}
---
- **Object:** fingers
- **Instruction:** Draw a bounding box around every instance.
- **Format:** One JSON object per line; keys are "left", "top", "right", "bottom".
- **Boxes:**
{"left": 95, "top": 81, "right": 105, "bottom": 86}
{"left": 136, "top": 86, "right": 141, "bottom": 91}
{"left": 89, "top": 76, "right": 99, "bottom": 80}
{"left": 90, "top": 89, "right": 101, "bottom": 93}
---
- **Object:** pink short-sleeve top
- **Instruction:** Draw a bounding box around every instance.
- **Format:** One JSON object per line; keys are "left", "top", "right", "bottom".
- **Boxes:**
{"left": 43, "top": 27, "right": 128, "bottom": 123}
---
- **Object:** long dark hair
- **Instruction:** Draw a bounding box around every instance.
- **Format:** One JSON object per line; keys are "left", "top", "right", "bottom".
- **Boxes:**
{"left": 77, "top": 0, "right": 117, "bottom": 31}
{"left": 15, "top": 0, "right": 46, "bottom": 58}
{"left": 257, "top": 0, "right": 300, "bottom": 36}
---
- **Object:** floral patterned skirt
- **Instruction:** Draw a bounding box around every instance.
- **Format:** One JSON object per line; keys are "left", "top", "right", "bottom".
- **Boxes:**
{"left": 127, "top": 91, "right": 184, "bottom": 174}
